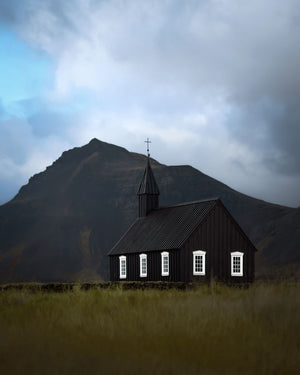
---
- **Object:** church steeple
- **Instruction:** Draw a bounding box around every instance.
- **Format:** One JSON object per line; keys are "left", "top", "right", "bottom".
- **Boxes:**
{"left": 137, "top": 139, "right": 160, "bottom": 217}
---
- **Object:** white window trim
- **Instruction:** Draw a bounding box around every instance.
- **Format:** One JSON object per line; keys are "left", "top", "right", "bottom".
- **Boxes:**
{"left": 119, "top": 255, "right": 127, "bottom": 279}
{"left": 193, "top": 250, "right": 206, "bottom": 275}
{"left": 161, "top": 251, "right": 169, "bottom": 276}
{"left": 139, "top": 253, "right": 147, "bottom": 277}
{"left": 231, "top": 251, "right": 244, "bottom": 277}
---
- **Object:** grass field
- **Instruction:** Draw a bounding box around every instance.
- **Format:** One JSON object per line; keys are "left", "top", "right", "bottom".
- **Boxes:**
{"left": 0, "top": 282, "right": 299, "bottom": 375}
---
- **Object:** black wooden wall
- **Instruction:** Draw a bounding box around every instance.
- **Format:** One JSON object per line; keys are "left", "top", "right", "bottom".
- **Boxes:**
{"left": 180, "top": 201, "right": 255, "bottom": 283}
{"left": 139, "top": 195, "right": 159, "bottom": 217}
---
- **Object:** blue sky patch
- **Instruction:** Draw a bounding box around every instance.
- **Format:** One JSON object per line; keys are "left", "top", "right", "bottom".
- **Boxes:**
{"left": 0, "top": 29, "right": 54, "bottom": 110}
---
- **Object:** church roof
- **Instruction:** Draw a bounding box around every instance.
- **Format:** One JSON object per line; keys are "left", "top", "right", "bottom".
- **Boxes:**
{"left": 137, "top": 157, "right": 160, "bottom": 195}
{"left": 109, "top": 198, "right": 218, "bottom": 255}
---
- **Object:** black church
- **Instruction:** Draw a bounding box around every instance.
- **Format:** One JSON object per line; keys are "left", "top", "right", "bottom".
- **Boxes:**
{"left": 108, "top": 151, "right": 256, "bottom": 284}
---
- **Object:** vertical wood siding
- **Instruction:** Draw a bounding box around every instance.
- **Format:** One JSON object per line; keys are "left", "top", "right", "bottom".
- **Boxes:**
{"left": 139, "top": 195, "right": 159, "bottom": 217}
{"left": 181, "top": 202, "right": 255, "bottom": 283}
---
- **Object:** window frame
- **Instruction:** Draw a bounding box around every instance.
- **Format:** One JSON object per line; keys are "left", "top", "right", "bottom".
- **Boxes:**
{"left": 139, "top": 253, "right": 147, "bottom": 278}
{"left": 193, "top": 250, "right": 206, "bottom": 276}
{"left": 231, "top": 251, "right": 244, "bottom": 277}
{"left": 119, "top": 255, "right": 127, "bottom": 279}
{"left": 161, "top": 251, "right": 169, "bottom": 276}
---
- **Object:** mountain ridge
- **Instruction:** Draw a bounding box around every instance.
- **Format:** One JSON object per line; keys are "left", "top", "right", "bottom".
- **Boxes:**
{"left": 0, "top": 138, "right": 299, "bottom": 282}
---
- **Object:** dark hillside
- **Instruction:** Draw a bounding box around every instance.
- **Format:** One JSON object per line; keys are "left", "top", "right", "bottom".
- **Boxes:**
{"left": 0, "top": 138, "right": 298, "bottom": 282}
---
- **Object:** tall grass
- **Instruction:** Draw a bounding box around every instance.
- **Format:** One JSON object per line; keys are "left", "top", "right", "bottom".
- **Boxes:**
{"left": 0, "top": 282, "right": 299, "bottom": 375}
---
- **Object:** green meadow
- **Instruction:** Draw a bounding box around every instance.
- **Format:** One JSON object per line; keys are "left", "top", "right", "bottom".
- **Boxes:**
{"left": 0, "top": 282, "right": 299, "bottom": 375}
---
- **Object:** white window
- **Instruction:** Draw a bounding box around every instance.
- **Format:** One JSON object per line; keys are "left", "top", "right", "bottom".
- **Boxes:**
{"left": 119, "top": 255, "right": 127, "bottom": 279}
{"left": 139, "top": 253, "right": 147, "bottom": 277}
{"left": 231, "top": 252, "right": 244, "bottom": 276}
{"left": 161, "top": 252, "right": 169, "bottom": 276}
{"left": 193, "top": 250, "right": 206, "bottom": 275}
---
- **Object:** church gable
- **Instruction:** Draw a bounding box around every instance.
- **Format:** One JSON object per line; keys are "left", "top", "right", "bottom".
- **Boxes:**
{"left": 180, "top": 200, "right": 256, "bottom": 283}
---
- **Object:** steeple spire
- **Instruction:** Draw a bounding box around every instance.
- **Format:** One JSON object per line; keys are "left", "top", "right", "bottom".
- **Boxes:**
{"left": 137, "top": 139, "right": 160, "bottom": 217}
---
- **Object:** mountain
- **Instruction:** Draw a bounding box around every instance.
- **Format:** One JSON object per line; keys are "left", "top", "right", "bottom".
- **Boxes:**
{"left": 0, "top": 138, "right": 299, "bottom": 282}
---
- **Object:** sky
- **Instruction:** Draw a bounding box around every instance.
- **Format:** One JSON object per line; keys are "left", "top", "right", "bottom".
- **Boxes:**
{"left": 0, "top": 0, "right": 300, "bottom": 207}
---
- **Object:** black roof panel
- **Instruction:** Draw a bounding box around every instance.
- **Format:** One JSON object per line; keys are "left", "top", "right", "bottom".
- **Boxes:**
{"left": 109, "top": 198, "right": 218, "bottom": 255}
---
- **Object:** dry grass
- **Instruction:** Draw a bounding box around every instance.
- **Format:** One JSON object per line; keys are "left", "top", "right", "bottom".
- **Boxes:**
{"left": 0, "top": 282, "right": 299, "bottom": 375}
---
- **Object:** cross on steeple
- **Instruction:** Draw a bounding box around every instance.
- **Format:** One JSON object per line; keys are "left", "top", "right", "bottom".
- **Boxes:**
{"left": 144, "top": 138, "right": 151, "bottom": 157}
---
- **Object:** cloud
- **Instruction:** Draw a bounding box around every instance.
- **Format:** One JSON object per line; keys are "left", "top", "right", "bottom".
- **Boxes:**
{"left": 0, "top": 0, "right": 300, "bottom": 206}
{"left": 0, "top": 109, "right": 73, "bottom": 204}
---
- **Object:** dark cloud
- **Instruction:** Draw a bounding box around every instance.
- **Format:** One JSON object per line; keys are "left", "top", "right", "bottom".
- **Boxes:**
{"left": 0, "top": 0, "right": 68, "bottom": 27}
{"left": 0, "top": 0, "right": 300, "bottom": 206}
{"left": 227, "top": 97, "right": 300, "bottom": 175}
{"left": 28, "top": 110, "right": 79, "bottom": 138}
{"left": 0, "top": 117, "right": 35, "bottom": 163}
{"left": 0, "top": 0, "right": 23, "bottom": 24}
{"left": 271, "top": 102, "right": 300, "bottom": 174}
